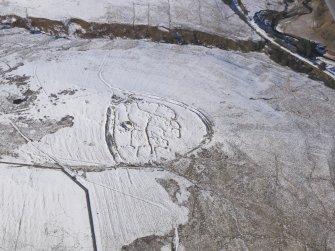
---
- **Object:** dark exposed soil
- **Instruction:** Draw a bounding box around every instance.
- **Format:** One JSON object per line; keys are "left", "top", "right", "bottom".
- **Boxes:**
{"left": 279, "top": 0, "right": 335, "bottom": 54}
{"left": 123, "top": 144, "right": 335, "bottom": 250}
{"left": 121, "top": 233, "right": 174, "bottom": 251}
{"left": 0, "top": 15, "right": 265, "bottom": 53}
{"left": 0, "top": 66, "right": 75, "bottom": 159}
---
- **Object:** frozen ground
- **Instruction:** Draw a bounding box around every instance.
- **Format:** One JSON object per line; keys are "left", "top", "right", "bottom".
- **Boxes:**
{"left": 85, "top": 169, "right": 191, "bottom": 250}
{"left": 1, "top": 26, "right": 335, "bottom": 250}
{"left": 0, "top": 164, "right": 93, "bottom": 251}
{"left": 0, "top": 0, "right": 260, "bottom": 42}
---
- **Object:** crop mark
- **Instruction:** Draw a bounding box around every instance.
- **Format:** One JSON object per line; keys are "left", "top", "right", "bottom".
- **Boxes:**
{"left": 85, "top": 179, "right": 170, "bottom": 212}
{"left": 99, "top": 58, "right": 213, "bottom": 166}
{"left": 105, "top": 107, "right": 116, "bottom": 160}
{"left": 145, "top": 117, "right": 154, "bottom": 155}
{"left": 34, "top": 65, "right": 48, "bottom": 97}
{"left": 14, "top": 200, "right": 26, "bottom": 251}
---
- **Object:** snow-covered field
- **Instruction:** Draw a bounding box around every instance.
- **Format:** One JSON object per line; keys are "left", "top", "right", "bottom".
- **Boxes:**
{"left": 85, "top": 169, "right": 191, "bottom": 250}
{"left": 0, "top": 164, "right": 93, "bottom": 251}
{"left": 0, "top": 0, "right": 335, "bottom": 247}
{"left": 0, "top": 0, "right": 260, "bottom": 41}
{"left": 239, "top": 0, "right": 285, "bottom": 16}
{"left": 1, "top": 26, "right": 335, "bottom": 250}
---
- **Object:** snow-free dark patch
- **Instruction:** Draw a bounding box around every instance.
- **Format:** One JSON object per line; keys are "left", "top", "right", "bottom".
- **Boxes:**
{"left": 13, "top": 97, "right": 27, "bottom": 104}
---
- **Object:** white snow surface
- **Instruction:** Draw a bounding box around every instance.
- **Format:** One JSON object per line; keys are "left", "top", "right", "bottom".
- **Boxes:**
{"left": 240, "top": 0, "right": 285, "bottom": 16}
{"left": 1, "top": 28, "right": 335, "bottom": 250}
{"left": 1, "top": 29, "right": 331, "bottom": 169}
{"left": 0, "top": 0, "right": 260, "bottom": 41}
{"left": 7, "top": 45, "right": 208, "bottom": 167}
{"left": 85, "top": 169, "right": 191, "bottom": 250}
{"left": 0, "top": 164, "right": 93, "bottom": 251}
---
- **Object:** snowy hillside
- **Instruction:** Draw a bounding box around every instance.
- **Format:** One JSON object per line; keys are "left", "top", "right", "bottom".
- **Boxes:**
{"left": 1, "top": 1, "right": 335, "bottom": 251}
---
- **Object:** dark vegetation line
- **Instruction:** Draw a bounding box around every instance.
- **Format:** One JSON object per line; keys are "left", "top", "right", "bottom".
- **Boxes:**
{"left": 0, "top": 14, "right": 264, "bottom": 52}
{"left": 0, "top": 4, "right": 333, "bottom": 85}
{"left": 2, "top": 9, "right": 333, "bottom": 86}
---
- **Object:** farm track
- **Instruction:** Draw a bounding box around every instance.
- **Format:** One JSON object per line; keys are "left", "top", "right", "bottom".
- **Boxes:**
{"left": 0, "top": 112, "right": 99, "bottom": 251}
